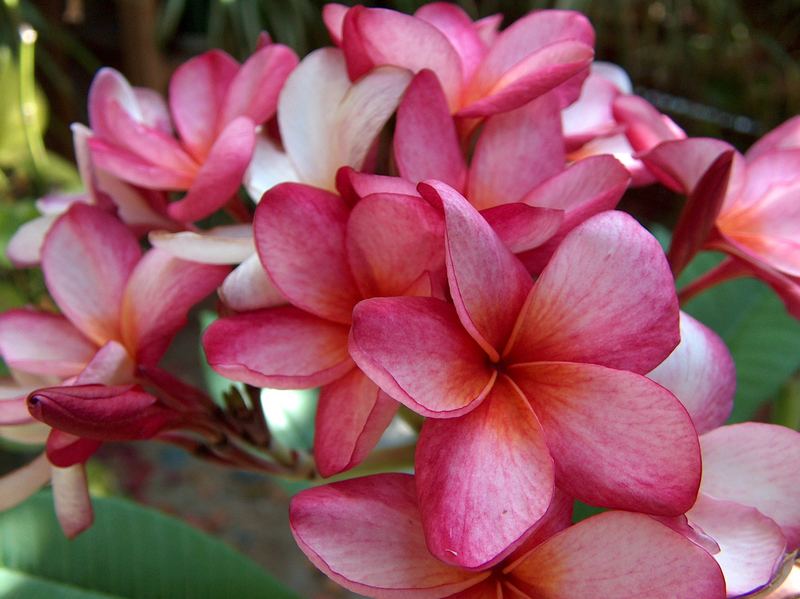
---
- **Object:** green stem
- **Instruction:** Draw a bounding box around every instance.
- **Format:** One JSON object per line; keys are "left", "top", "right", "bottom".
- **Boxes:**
{"left": 18, "top": 23, "right": 47, "bottom": 186}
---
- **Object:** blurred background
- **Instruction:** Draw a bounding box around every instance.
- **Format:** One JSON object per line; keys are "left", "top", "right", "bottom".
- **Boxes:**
{"left": 0, "top": 1, "right": 798, "bottom": 597}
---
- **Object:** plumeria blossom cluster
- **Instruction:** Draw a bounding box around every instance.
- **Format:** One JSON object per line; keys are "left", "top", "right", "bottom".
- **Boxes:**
{"left": 1, "top": 3, "right": 800, "bottom": 596}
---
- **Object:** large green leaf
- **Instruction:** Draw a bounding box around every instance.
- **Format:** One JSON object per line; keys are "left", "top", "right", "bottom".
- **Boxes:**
{"left": 0, "top": 492, "right": 299, "bottom": 599}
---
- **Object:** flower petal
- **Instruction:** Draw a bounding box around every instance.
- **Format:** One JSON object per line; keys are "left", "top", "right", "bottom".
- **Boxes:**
{"left": 416, "top": 375, "right": 554, "bottom": 569}
{"left": 290, "top": 473, "right": 488, "bottom": 598}
{"left": 219, "top": 43, "right": 298, "bottom": 127}
{"left": 641, "top": 137, "right": 738, "bottom": 195}
{"left": 419, "top": 181, "right": 532, "bottom": 360}
{"left": 255, "top": 182, "right": 360, "bottom": 324}
{"left": 169, "top": 49, "right": 239, "bottom": 159}
{"left": 746, "top": 116, "right": 800, "bottom": 162}
{"left": 0, "top": 453, "right": 51, "bottom": 511}
{"left": 0, "top": 309, "right": 96, "bottom": 377}
{"left": 467, "top": 94, "right": 564, "bottom": 209}
{"left": 314, "top": 369, "right": 398, "bottom": 478}
{"left": 42, "top": 204, "right": 141, "bottom": 345}
{"left": 88, "top": 137, "right": 195, "bottom": 190}
{"left": 647, "top": 311, "right": 735, "bottom": 434}
{"left": 203, "top": 306, "right": 352, "bottom": 389}
{"left": 415, "top": 3, "right": 486, "bottom": 82}
{"left": 6, "top": 214, "right": 59, "bottom": 267}
{"left": 167, "top": 117, "right": 257, "bottom": 223}
{"left": 480, "top": 203, "right": 563, "bottom": 254}
{"left": 506, "top": 211, "right": 679, "bottom": 374}
{"left": 699, "top": 422, "right": 800, "bottom": 549}
{"left": 148, "top": 224, "right": 254, "bottom": 265}
{"left": 349, "top": 297, "right": 495, "bottom": 418}
{"left": 51, "top": 464, "right": 94, "bottom": 539}
{"left": 218, "top": 254, "right": 286, "bottom": 312}
{"left": 394, "top": 70, "right": 466, "bottom": 190}
{"left": 511, "top": 362, "right": 701, "bottom": 515}
{"left": 346, "top": 192, "right": 444, "bottom": 298}
{"left": 243, "top": 135, "right": 300, "bottom": 202}
{"left": 688, "top": 495, "right": 787, "bottom": 598}
{"left": 46, "top": 431, "right": 101, "bottom": 468}
{"left": 509, "top": 511, "right": 726, "bottom": 598}
{"left": 515, "top": 154, "right": 630, "bottom": 272}
{"left": 342, "top": 7, "right": 463, "bottom": 111}
{"left": 120, "top": 249, "right": 228, "bottom": 365}
{"left": 28, "top": 383, "right": 174, "bottom": 441}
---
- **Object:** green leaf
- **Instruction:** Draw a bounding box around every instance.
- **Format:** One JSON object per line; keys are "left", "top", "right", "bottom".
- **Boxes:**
{"left": 0, "top": 492, "right": 299, "bottom": 599}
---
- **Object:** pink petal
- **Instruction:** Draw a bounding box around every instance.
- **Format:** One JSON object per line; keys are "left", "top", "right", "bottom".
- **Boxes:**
{"left": 474, "top": 14, "right": 502, "bottom": 46}
{"left": 516, "top": 155, "right": 630, "bottom": 272}
{"left": 73, "top": 341, "right": 135, "bottom": 386}
{"left": 28, "top": 383, "right": 174, "bottom": 441}
{"left": 342, "top": 7, "right": 463, "bottom": 111}
{"left": 349, "top": 297, "right": 495, "bottom": 418}
{"left": 0, "top": 453, "right": 51, "bottom": 511}
{"left": 100, "top": 99, "right": 198, "bottom": 175}
{"left": 169, "top": 49, "right": 239, "bottom": 159}
{"left": 255, "top": 183, "right": 360, "bottom": 324}
{"left": 6, "top": 214, "right": 59, "bottom": 267}
{"left": 88, "top": 137, "right": 195, "bottom": 190}
{"left": 415, "top": 375, "right": 554, "bottom": 569}
{"left": 509, "top": 511, "right": 726, "bottom": 598}
{"left": 336, "top": 168, "right": 418, "bottom": 202}
{"left": 506, "top": 211, "right": 679, "bottom": 374}
{"left": 464, "top": 10, "right": 594, "bottom": 98}
{"left": 641, "top": 137, "right": 738, "bottom": 195}
{"left": 668, "top": 150, "right": 736, "bottom": 276}
{"left": 167, "top": 116, "right": 257, "bottom": 223}
{"left": 88, "top": 68, "right": 140, "bottom": 140}
{"left": 218, "top": 254, "right": 287, "bottom": 312}
{"left": 480, "top": 203, "right": 563, "bottom": 254}
{"left": 613, "top": 94, "right": 685, "bottom": 153}
{"left": 51, "top": 464, "right": 94, "bottom": 539}
{"left": 132, "top": 88, "right": 172, "bottom": 133}
{"left": 46, "top": 431, "right": 101, "bottom": 468}
{"left": 700, "top": 423, "right": 800, "bottom": 549}
{"left": 394, "top": 70, "right": 466, "bottom": 190}
{"left": 688, "top": 495, "right": 787, "bottom": 597}
{"left": 419, "top": 181, "right": 532, "bottom": 360}
{"left": 203, "top": 306, "right": 352, "bottom": 389}
{"left": 346, "top": 192, "right": 444, "bottom": 297}
{"left": 647, "top": 311, "right": 735, "bottom": 434}
{"left": 561, "top": 68, "right": 624, "bottom": 147}
{"left": 0, "top": 395, "right": 34, "bottom": 426}
{"left": 511, "top": 362, "right": 701, "bottom": 515}
{"left": 290, "top": 473, "right": 487, "bottom": 598}
{"left": 93, "top": 169, "right": 175, "bottom": 231}
{"left": 219, "top": 43, "right": 298, "bottom": 127}
{"left": 314, "top": 369, "right": 397, "bottom": 478}
{"left": 148, "top": 225, "right": 254, "bottom": 265}
{"left": 504, "top": 488, "right": 574, "bottom": 563}
{"left": 0, "top": 309, "right": 96, "bottom": 377}
{"left": 459, "top": 40, "right": 594, "bottom": 118}
{"left": 736, "top": 149, "right": 800, "bottom": 213}
{"left": 42, "top": 204, "right": 141, "bottom": 345}
{"left": 120, "top": 249, "right": 229, "bottom": 365}
{"left": 467, "top": 94, "right": 564, "bottom": 209}
{"left": 322, "top": 3, "right": 348, "bottom": 45}
{"left": 415, "top": 3, "right": 486, "bottom": 82}
{"left": 746, "top": 116, "right": 800, "bottom": 162}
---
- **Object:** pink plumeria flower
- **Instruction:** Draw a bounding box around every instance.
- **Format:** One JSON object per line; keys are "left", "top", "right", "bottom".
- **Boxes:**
{"left": 324, "top": 3, "right": 595, "bottom": 118}
{"left": 86, "top": 41, "right": 297, "bottom": 223}
{"left": 686, "top": 424, "right": 800, "bottom": 597}
{"left": 290, "top": 473, "right": 726, "bottom": 599}
{"left": 350, "top": 183, "right": 699, "bottom": 568}
{"left": 642, "top": 117, "right": 800, "bottom": 316}
{"left": 151, "top": 47, "right": 411, "bottom": 314}
{"left": 0, "top": 204, "right": 227, "bottom": 535}
{"left": 642, "top": 310, "right": 799, "bottom": 596}
{"left": 204, "top": 182, "right": 441, "bottom": 477}
{"left": 391, "top": 69, "right": 630, "bottom": 272}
